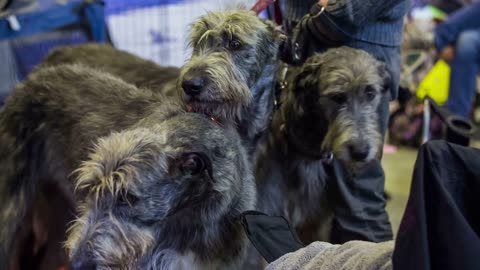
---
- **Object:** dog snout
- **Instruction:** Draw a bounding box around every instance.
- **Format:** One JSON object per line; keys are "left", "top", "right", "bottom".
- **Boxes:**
{"left": 182, "top": 71, "right": 206, "bottom": 96}
{"left": 69, "top": 259, "right": 97, "bottom": 270}
{"left": 348, "top": 143, "right": 369, "bottom": 161}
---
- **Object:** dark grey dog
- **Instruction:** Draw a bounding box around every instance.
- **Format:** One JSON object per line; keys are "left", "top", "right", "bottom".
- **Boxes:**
{"left": 67, "top": 114, "right": 254, "bottom": 269}
{"left": 40, "top": 10, "right": 286, "bottom": 158}
{"left": 179, "top": 9, "right": 286, "bottom": 155}
{"left": 256, "top": 47, "right": 390, "bottom": 244}
{"left": 0, "top": 64, "right": 255, "bottom": 269}
{"left": 39, "top": 43, "right": 179, "bottom": 95}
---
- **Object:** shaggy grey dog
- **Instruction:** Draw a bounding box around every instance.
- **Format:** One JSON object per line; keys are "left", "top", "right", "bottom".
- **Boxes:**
{"left": 39, "top": 10, "right": 286, "bottom": 158}
{"left": 39, "top": 43, "right": 179, "bottom": 95}
{"left": 0, "top": 64, "right": 255, "bottom": 269}
{"left": 179, "top": 9, "right": 286, "bottom": 155}
{"left": 68, "top": 114, "right": 254, "bottom": 269}
{"left": 256, "top": 47, "right": 390, "bottom": 244}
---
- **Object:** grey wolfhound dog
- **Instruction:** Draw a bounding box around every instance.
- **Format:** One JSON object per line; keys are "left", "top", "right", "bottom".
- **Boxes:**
{"left": 0, "top": 64, "right": 255, "bottom": 269}
{"left": 256, "top": 47, "right": 390, "bottom": 244}
{"left": 179, "top": 9, "right": 286, "bottom": 156}
{"left": 38, "top": 43, "right": 180, "bottom": 95}
{"left": 42, "top": 10, "right": 286, "bottom": 158}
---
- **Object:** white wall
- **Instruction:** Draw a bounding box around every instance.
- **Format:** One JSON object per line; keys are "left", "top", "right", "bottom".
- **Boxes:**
{"left": 107, "top": 0, "right": 259, "bottom": 67}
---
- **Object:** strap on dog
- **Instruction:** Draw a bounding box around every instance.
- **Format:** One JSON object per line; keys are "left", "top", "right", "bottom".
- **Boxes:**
{"left": 274, "top": 63, "right": 289, "bottom": 110}
{"left": 250, "top": 0, "right": 276, "bottom": 15}
{"left": 241, "top": 211, "right": 305, "bottom": 263}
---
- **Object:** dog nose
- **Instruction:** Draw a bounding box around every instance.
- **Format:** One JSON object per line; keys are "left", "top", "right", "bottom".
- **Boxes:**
{"left": 348, "top": 144, "right": 369, "bottom": 161}
{"left": 182, "top": 77, "right": 205, "bottom": 96}
{"left": 70, "top": 259, "right": 97, "bottom": 270}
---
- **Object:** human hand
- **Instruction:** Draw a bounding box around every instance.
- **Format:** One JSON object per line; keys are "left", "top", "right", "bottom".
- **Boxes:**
{"left": 439, "top": 45, "right": 454, "bottom": 62}
{"left": 318, "top": 0, "right": 328, "bottom": 7}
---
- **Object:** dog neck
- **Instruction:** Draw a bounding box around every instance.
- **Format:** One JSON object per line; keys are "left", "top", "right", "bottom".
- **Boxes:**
{"left": 279, "top": 99, "right": 332, "bottom": 161}
{"left": 280, "top": 122, "right": 333, "bottom": 162}
{"left": 152, "top": 208, "right": 246, "bottom": 268}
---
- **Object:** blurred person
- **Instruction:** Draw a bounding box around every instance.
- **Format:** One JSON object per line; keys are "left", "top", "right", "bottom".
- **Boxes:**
{"left": 281, "top": 0, "right": 409, "bottom": 243}
{"left": 435, "top": 2, "right": 480, "bottom": 119}
{"left": 429, "top": 0, "right": 475, "bottom": 15}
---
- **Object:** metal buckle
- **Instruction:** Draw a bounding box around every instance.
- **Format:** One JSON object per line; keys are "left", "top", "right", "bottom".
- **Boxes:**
{"left": 321, "top": 152, "right": 333, "bottom": 163}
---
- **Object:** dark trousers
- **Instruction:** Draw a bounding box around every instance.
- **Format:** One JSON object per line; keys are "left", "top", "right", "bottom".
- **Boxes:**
{"left": 393, "top": 140, "right": 480, "bottom": 270}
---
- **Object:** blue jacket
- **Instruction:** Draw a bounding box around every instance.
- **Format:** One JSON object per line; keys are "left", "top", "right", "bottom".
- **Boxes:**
{"left": 284, "top": 0, "right": 410, "bottom": 47}
{"left": 434, "top": 2, "right": 480, "bottom": 51}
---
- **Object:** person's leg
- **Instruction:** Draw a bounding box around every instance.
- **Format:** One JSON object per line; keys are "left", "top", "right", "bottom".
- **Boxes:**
{"left": 445, "top": 29, "right": 480, "bottom": 119}
{"left": 330, "top": 43, "right": 399, "bottom": 243}
{"left": 329, "top": 154, "right": 393, "bottom": 243}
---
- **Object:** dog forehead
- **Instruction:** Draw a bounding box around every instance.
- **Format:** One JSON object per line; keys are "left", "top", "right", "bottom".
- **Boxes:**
{"left": 198, "top": 11, "right": 267, "bottom": 41}
{"left": 202, "top": 10, "right": 261, "bottom": 27}
{"left": 319, "top": 62, "right": 383, "bottom": 95}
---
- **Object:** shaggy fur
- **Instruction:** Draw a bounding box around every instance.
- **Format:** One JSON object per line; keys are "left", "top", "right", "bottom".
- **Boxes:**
{"left": 256, "top": 47, "right": 390, "bottom": 244}
{"left": 0, "top": 64, "right": 255, "bottom": 269}
{"left": 179, "top": 9, "right": 286, "bottom": 155}
{"left": 39, "top": 43, "right": 179, "bottom": 95}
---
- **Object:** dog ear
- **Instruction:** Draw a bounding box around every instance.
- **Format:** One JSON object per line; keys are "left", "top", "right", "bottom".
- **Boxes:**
{"left": 291, "top": 57, "right": 323, "bottom": 112}
{"left": 262, "top": 20, "right": 290, "bottom": 60}
{"left": 293, "top": 55, "right": 322, "bottom": 90}
{"left": 377, "top": 62, "right": 391, "bottom": 94}
{"left": 273, "top": 26, "right": 291, "bottom": 54}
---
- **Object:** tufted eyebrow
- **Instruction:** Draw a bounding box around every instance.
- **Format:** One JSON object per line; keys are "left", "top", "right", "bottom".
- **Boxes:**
{"left": 196, "top": 29, "right": 215, "bottom": 46}
{"left": 321, "top": 85, "right": 347, "bottom": 96}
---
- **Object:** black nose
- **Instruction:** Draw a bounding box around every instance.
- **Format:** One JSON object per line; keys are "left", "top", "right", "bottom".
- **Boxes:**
{"left": 348, "top": 144, "right": 369, "bottom": 161}
{"left": 70, "top": 259, "right": 96, "bottom": 270}
{"left": 182, "top": 77, "right": 205, "bottom": 96}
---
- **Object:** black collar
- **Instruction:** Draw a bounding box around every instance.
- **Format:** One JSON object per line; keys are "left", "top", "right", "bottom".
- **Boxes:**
{"left": 280, "top": 123, "right": 333, "bottom": 162}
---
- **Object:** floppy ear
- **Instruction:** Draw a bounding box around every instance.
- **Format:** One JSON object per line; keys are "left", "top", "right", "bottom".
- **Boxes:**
{"left": 264, "top": 19, "right": 285, "bottom": 40}
{"left": 377, "top": 62, "right": 391, "bottom": 94}
{"left": 275, "top": 27, "right": 287, "bottom": 41}
{"left": 293, "top": 55, "right": 322, "bottom": 91}
{"left": 262, "top": 20, "right": 289, "bottom": 59}
{"left": 291, "top": 56, "right": 323, "bottom": 111}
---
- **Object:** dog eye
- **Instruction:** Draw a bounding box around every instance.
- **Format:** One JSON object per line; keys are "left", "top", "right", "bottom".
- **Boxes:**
{"left": 227, "top": 39, "right": 242, "bottom": 50}
{"left": 330, "top": 93, "right": 347, "bottom": 104}
{"left": 180, "top": 153, "right": 207, "bottom": 176}
{"left": 117, "top": 192, "right": 139, "bottom": 207}
{"left": 365, "top": 87, "right": 376, "bottom": 101}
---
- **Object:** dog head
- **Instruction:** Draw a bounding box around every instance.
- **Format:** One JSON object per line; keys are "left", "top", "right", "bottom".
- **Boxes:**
{"left": 66, "top": 113, "right": 255, "bottom": 269}
{"left": 179, "top": 9, "right": 286, "bottom": 123}
{"left": 289, "top": 47, "right": 389, "bottom": 167}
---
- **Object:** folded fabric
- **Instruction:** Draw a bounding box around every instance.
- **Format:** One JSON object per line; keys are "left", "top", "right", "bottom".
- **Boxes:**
{"left": 266, "top": 240, "right": 394, "bottom": 270}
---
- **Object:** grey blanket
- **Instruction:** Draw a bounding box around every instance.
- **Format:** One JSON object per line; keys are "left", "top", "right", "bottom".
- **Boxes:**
{"left": 266, "top": 240, "right": 394, "bottom": 270}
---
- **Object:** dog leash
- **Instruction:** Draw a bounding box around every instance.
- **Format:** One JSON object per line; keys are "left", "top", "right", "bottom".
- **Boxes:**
{"left": 250, "top": 0, "right": 276, "bottom": 15}
{"left": 274, "top": 63, "right": 289, "bottom": 110}
{"left": 251, "top": 0, "right": 283, "bottom": 25}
